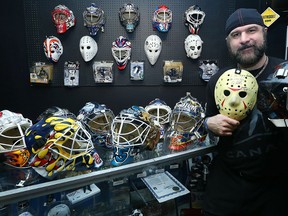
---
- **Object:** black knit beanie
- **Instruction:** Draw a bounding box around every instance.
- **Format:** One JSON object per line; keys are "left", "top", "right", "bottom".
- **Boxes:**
{"left": 225, "top": 8, "right": 265, "bottom": 36}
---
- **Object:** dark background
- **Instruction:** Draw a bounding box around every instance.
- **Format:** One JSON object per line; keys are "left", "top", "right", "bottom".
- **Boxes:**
{"left": 1, "top": 0, "right": 287, "bottom": 121}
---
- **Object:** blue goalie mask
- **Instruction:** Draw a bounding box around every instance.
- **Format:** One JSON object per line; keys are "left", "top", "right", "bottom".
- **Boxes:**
{"left": 77, "top": 102, "right": 115, "bottom": 148}
{"left": 152, "top": 5, "right": 172, "bottom": 32}
{"left": 83, "top": 3, "right": 105, "bottom": 36}
{"left": 111, "top": 36, "right": 132, "bottom": 70}
{"left": 165, "top": 93, "right": 206, "bottom": 151}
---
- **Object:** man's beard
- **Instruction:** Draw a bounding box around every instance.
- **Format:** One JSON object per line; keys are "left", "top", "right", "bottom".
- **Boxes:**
{"left": 228, "top": 39, "right": 267, "bottom": 68}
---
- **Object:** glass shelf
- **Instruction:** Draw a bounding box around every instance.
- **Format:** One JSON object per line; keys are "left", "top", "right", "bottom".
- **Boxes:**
{"left": 0, "top": 145, "right": 216, "bottom": 206}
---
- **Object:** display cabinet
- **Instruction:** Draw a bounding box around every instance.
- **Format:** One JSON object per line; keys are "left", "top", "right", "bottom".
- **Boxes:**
{"left": 0, "top": 144, "right": 216, "bottom": 215}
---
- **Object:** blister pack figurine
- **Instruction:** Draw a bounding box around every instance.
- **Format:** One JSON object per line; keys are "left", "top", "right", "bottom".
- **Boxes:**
{"left": 64, "top": 61, "right": 79, "bottom": 87}
{"left": 130, "top": 61, "right": 144, "bottom": 80}
{"left": 93, "top": 61, "right": 114, "bottom": 83}
{"left": 30, "top": 62, "right": 53, "bottom": 84}
{"left": 199, "top": 60, "right": 219, "bottom": 82}
{"left": 163, "top": 60, "right": 183, "bottom": 83}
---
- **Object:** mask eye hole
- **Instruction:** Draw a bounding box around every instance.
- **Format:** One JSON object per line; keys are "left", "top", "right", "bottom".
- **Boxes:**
{"left": 239, "top": 91, "right": 247, "bottom": 98}
{"left": 224, "top": 90, "right": 230, "bottom": 96}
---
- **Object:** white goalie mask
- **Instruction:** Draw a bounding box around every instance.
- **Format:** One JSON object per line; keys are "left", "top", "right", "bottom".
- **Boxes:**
{"left": 184, "top": 34, "right": 203, "bottom": 59}
{"left": 43, "top": 36, "right": 63, "bottom": 63}
{"left": 111, "top": 106, "right": 160, "bottom": 149}
{"left": 145, "top": 98, "right": 171, "bottom": 125}
{"left": 144, "top": 35, "right": 162, "bottom": 65}
{"left": 111, "top": 36, "right": 131, "bottom": 70}
{"left": 79, "top": 36, "right": 98, "bottom": 62}
{"left": 0, "top": 110, "right": 32, "bottom": 153}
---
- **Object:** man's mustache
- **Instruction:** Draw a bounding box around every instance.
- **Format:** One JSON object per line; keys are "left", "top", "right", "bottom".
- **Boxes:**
{"left": 238, "top": 44, "right": 254, "bottom": 51}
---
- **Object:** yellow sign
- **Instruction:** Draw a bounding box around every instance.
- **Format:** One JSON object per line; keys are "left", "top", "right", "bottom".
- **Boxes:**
{"left": 261, "top": 7, "right": 280, "bottom": 27}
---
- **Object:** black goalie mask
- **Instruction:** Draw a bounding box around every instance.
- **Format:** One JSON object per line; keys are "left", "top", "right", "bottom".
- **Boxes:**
{"left": 258, "top": 61, "right": 288, "bottom": 127}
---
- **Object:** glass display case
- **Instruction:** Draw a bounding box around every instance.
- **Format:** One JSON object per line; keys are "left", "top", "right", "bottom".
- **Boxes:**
{"left": 0, "top": 142, "right": 216, "bottom": 216}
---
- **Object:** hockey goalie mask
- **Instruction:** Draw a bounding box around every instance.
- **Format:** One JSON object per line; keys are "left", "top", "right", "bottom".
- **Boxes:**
{"left": 184, "top": 34, "right": 203, "bottom": 59}
{"left": 164, "top": 127, "right": 204, "bottom": 151}
{"left": 79, "top": 36, "right": 98, "bottom": 62}
{"left": 111, "top": 106, "right": 160, "bottom": 149}
{"left": 152, "top": 5, "right": 172, "bottom": 32}
{"left": 43, "top": 36, "right": 63, "bottom": 63}
{"left": 83, "top": 3, "right": 105, "bottom": 36}
{"left": 119, "top": 3, "right": 140, "bottom": 33}
{"left": 36, "top": 106, "right": 76, "bottom": 122}
{"left": 77, "top": 102, "right": 115, "bottom": 147}
{"left": 29, "top": 117, "right": 102, "bottom": 179}
{"left": 144, "top": 35, "right": 162, "bottom": 65}
{"left": 170, "top": 93, "right": 205, "bottom": 133}
{"left": 111, "top": 106, "right": 160, "bottom": 166}
{"left": 0, "top": 110, "right": 32, "bottom": 168}
{"left": 166, "top": 93, "right": 206, "bottom": 151}
{"left": 111, "top": 36, "right": 131, "bottom": 70}
{"left": 184, "top": 5, "right": 206, "bottom": 34}
{"left": 259, "top": 61, "right": 288, "bottom": 127}
{"left": 0, "top": 110, "right": 32, "bottom": 153}
{"left": 215, "top": 69, "right": 258, "bottom": 121}
{"left": 52, "top": 5, "right": 76, "bottom": 34}
{"left": 145, "top": 98, "right": 171, "bottom": 125}
{"left": 25, "top": 108, "right": 76, "bottom": 156}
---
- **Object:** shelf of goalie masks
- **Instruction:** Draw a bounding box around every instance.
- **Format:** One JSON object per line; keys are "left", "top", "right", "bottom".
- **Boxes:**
{"left": 0, "top": 137, "right": 217, "bottom": 207}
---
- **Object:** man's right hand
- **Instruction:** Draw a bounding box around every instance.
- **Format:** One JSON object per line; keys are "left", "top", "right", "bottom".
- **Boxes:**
{"left": 206, "top": 114, "right": 240, "bottom": 136}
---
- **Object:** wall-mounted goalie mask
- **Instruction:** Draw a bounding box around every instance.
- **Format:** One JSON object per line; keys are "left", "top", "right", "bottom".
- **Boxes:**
{"left": 52, "top": 4, "right": 76, "bottom": 34}
{"left": 83, "top": 3, "right": 105, "bottom": 36}
{"left": 184, "top": 5, "right": 206, "bottom": 34}
{"left": 152, "top": 5, "right": 172, "bottom": 32}
{"left": 144, "top": 35, "right": 162, "bottom": 65}
{"left": 119, "top": 3, "right": 140, "bottom": 32}
{"left": 111, "top": 36, "right": 132, "bottom": 70}
{"left": 184, "top": 34, "right": 203, "bottom": 59}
